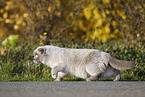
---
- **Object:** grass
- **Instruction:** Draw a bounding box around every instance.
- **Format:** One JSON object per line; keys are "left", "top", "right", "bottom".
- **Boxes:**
{"left": 0, "top": 39, "right": 145, "bottom": 81}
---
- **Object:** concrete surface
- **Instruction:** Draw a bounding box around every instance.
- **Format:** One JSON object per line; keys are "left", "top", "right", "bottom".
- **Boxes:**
{"left": 0, "top": 81, "right": 145, "bottom": 97}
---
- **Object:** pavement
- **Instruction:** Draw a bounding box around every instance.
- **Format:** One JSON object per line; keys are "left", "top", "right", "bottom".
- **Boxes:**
{"left": 0, "top": 81, "right": 145, "bottom": 97}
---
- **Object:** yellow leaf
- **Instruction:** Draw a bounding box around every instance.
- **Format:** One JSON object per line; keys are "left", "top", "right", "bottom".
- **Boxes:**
{"left": 103, "top": 0, "right": 110, "bottom": 4}
{"left": 0, "top": 18, "right": 4, "bottom": 21}
{"left": 93, "top": 8, "right": 101, "bottom": 19}
{"left": 5, "top": 1, "right": 14, "bottom": 10}
{"left": 104, "top": 26, "right": 110, "bottom": 34}
{"left": 102, "top": 12, "right": 106, "bottom": 18}
{"left": 104, "top": 23, "right": 110, "bottom": 34}
{"left": 48, "top": 6, "right": 52, "bottom": 13}
{"left": 123, "top": 24, "right": 127, "bottom": 28}
{"left": 110, "top": 34, "right": 115, "bottom": 38}
{"left": 16, "top": 18, "right": 23, "bottom": 25}
{"left": 91, "top": 28, "right": 102, "bottom": 40}
{"left": 55, "top": 12, "right": 61, "bottom": 16}
{"left": 22, "top": 22, "right": 26, "bottom": 26}
{"left": 139, "top": 5, "right": 142, "bottom": 9}
{"left": 56, "top": 2, "right": 60, "bottom": 7}
{"left": 96, "top": 19, "right": 103, "bottom": 26}
{"left": 102, "top": 35, "right": 107, "bottom": 43}
{"left": 79, "top": 21, "right": 87, "bottom": 31}
{"left": 122, "top": 15, "right": 126, "bottom": 20}
{"left": 6, "top": 1, "right": 13, "bottom": 6}
{"left": 3, "top": 12, "right": 8, "bottom": 19}
{"left": 112, "top": 20, "right": 117, "bottom": 26}
{"left": 20, "top": 5, "right": 25, "bottom": 10}
{"left": 113, "top": 29, "right": 119, "bottom": 34}
{"left": 83, "top": 7, "right": 92, "bottom": 20}
{"left": 105, "top": 10, "right": 110, "bottom": 14}
{"left": 5, "top": 6, "right": 9, "bottom": 10}
{"left": 0, "top": 9, "right": 4, "bottom": 13}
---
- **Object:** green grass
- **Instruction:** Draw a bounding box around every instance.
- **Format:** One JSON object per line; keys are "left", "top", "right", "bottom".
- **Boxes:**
{"left": 0, "top": 40, "right": 145, "bottom": 81}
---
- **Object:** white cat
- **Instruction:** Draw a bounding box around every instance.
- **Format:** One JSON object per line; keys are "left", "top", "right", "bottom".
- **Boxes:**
{"left": 33, "top": 45, "right": 134, "bottom": 81}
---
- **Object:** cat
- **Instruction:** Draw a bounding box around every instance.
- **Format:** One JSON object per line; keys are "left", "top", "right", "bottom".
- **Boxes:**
{"left": 33, "top": 45, "right": 134, "bottom": 81}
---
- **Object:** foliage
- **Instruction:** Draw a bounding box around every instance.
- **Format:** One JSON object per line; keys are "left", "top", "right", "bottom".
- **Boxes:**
{"left": 0, "top": 0, "right": 144, "bottom": 42}
{"left": 0, "top": 0, "right": 28, "bottom": 41}
{"left": 72, "top": 0, "right": 145, "bottom": 42}
{"left": 2, "top": 35, "right": 19, "bottom": 46}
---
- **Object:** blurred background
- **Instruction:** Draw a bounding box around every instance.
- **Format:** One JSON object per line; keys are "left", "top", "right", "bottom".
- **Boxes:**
{"left": 0, "top": 0, "right": 144, "bottom": 81}
{"left": 0, "top": 0, "right": 145, "bottom": 43}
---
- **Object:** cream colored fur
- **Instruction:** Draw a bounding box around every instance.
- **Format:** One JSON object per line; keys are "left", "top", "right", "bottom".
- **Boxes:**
{"left": 33, "top": 45, "right": 134, "bottom": 81}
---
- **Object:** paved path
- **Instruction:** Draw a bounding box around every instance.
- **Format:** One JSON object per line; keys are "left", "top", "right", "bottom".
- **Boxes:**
{"left": 0, "top": 81, "right": 145, "bottom": 97}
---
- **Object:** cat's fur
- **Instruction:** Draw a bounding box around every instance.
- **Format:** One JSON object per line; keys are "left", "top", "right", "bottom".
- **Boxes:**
{"left": 33, "top": 45, "right": 134, "bottom": 81}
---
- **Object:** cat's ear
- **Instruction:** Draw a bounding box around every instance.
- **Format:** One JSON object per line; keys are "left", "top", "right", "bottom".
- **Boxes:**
{"left": 37, "top": 47, "right": 46, "bottom": 54}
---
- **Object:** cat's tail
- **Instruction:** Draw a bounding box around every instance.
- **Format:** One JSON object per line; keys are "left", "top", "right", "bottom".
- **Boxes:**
{"left": 109, "top": 55, "right": 134, "bottom": 70}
